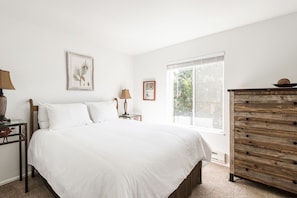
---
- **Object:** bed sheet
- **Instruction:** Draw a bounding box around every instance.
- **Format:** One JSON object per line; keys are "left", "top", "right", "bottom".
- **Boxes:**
{"left": 28, "top": 119, "right": 211, "bottom": 198}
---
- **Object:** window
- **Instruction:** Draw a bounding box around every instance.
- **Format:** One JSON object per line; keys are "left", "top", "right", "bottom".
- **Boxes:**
{"left": 167, "top": 54, "right": 224, "bottom": 132}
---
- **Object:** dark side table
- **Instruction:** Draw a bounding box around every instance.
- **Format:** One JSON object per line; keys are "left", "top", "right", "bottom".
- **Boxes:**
{"left": 0, "top": 120, "right": 28, "bottom": 192}
{"left": 119, "top": 114, "right": 142, "bottom": 121}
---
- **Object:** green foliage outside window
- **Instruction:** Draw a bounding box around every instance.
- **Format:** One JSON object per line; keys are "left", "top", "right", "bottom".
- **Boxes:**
{"left": 173, "top": 69, "right": 193, "bottom": 116}
{"left": 171, "top": 62, "right": 223, "bottom": 130}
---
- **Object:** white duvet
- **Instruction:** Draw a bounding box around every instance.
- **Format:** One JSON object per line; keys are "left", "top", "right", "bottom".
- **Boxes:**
{"left": 28, "top": 119, "right": 211, "bottom": 198}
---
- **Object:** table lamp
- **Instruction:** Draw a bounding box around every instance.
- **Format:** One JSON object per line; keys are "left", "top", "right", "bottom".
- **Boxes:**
{"left": 0, "top": 70, "right": 15, "bottom": 122}
{"left": 120, "top": 89, "right": 131, "bottom": 115}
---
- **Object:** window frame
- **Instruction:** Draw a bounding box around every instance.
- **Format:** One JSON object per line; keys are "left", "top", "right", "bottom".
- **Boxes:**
{"left": 167, "top": 53, "right": 225, "bottom": 134}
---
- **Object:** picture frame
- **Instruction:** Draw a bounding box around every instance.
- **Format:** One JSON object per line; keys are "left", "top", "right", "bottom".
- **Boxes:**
{"left": 143, "top": 81, "right": 156, "bottom": 100}
{"left": 66, "top": 51, "right": 94, "bottom": 90}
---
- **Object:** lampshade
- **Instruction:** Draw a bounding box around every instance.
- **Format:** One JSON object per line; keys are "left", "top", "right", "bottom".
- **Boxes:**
{"left": 0, "top": 70, "right": 15, "bottom": 90}
{"left": 120, "top": 89, "right": 131, "bottom": 99}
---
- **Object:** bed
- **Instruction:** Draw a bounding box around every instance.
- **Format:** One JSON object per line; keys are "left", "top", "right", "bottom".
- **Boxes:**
{"left": 28, "top": 98, "right": 211, "bottom": 198}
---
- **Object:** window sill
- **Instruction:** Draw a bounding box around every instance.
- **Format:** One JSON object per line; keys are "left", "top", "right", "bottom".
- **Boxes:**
{"left": 194, "top": 127, "right": 225, "bottom": 135}
{"left": 174, "top": 124, "right": 225, "bottom": 135}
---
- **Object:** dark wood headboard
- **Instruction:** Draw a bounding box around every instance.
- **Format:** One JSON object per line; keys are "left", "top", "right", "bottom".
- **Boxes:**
{"left": 29, "top": 98, "right": 119, "bottom": 140}
{"left": 29, "top": 99, "right": 38, "bottom": 140}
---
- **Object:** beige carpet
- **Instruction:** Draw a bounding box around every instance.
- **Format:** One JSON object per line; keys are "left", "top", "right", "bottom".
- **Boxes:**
{"left": 0, "top": 163, "right": 295, "bottom": 198}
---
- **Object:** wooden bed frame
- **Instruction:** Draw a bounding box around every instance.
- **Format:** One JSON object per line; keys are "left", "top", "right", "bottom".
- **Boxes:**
{"left": 28, "top": 98, "right": 202, "bottom": 198}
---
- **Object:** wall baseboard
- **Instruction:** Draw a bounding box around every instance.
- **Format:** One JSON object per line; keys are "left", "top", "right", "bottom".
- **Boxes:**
{"left": 0, "top": 175, "right": 20, "bottom": 186}
{"left": 0, "top": 171, "right": 32, "bottom": 186}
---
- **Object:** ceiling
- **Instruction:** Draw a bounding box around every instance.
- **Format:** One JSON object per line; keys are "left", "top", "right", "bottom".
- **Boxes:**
{"left": 2, "top": 0, "right": 297, "bottom": 55}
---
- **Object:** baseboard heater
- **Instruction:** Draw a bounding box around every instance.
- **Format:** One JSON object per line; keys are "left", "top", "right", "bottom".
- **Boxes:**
{"left": 211, "top": 151, "right": 226, "bottom": 164}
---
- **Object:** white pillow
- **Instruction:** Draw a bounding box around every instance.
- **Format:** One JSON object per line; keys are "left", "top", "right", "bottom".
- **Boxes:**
{"left": 86, "top": 101, "right": 118, "bottom": 123}
{"left": 46, "top": 103, "right": 92, "bottom": 130}
{"left": 38, "top": 103, "right": 49, "bottom": 129}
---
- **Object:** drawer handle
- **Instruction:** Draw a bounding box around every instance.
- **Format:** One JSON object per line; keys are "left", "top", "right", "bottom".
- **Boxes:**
{"left": 293, "top": 161, "right": 297, "bottom": 165}
{"left": 294, "top": 102, "right": 297, "bottom": 105}
{"left": 293, "top": 141, "right": 297, "bottom": 145}
{"left": 246, "top": 118, "right": 249, "bottom": 121}
{"left": 293, "top": 180, "right": 297, "bottom": 184}
{"left": 246, "top": 151, "right": 249, "bottom": 155}
{"left": 245, "top": 101, "right": 249, "bottom": 104}
{"left": 246, "top": 134, "right": 249, "bottom": 138}
{"left": 245, "top": 168, "right": 249, "bottom": 172}
{"left": 293, "top": 122, "right": 297, "bottom": 125}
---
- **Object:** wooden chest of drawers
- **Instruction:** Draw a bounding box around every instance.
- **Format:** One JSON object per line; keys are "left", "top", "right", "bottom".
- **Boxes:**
{"left": 228, "top": 88, "right": 297, "bottom": 194}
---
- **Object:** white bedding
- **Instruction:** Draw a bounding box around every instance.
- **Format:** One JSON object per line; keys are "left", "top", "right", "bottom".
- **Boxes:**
{"left": 28, "top": 119, "right": 211, "bottom": 198}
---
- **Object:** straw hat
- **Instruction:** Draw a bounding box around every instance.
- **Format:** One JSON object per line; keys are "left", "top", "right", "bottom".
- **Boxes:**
{"left": 277, "top": 78, "right": 290, "bottom": 84}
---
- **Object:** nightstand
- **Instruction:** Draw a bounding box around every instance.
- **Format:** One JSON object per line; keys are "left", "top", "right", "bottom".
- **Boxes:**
{"left": 0, "top": 120, "right": 28, "bottom": 193}
{"left": 119, "top": 114, "right": 142, "bottom": 121}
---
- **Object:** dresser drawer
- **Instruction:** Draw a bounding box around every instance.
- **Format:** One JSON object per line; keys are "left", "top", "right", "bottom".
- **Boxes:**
{"left": 234, "top": 144, "right": 297, "bottom": 172}
{"left": 234, "top": 111, "right": 297, "bottom": 132}
{"left": 234, "top": 156, "right": 297, "bottom": 181}
{"left": 234, "top": 165, "right": 297, "bottom": 194}
{"left": 234, "top": 94, "right": 297, "bottom": 103}
{"left": 234, "top": 125, "right": 296, "bottom": 139}
{"left": 234, "top": 94, "right": 297, "bottom": 114}
{"left": 234, "top": 129, "right": 297, "bottom": 153}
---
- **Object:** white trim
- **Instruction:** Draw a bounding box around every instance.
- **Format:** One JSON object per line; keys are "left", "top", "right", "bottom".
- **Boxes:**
{"left": 0, "top": 171, "right": 32, "bottom": 186}
{"left": 0, "top": 175, "right": 20, "bottom": 186}
{"left": 172, "top": 123, "right": 226, "bottom": 135}
{"left": 192, "top": 68, "right": 195, "bottom": 125}
{"left": 191, "top": 126, "right": 225, "bottom": 135}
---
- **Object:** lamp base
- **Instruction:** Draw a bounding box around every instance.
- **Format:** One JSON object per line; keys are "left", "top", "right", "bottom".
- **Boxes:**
{"left": 0, "top": 95, "right": 9, "bottom": 123}
{"left": 123, "top": 99, "right": 129, "bottom": 116}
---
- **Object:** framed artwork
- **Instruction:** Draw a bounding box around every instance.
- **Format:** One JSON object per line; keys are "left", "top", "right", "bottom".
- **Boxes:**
{"left": 143, "top": 81, "right": 156, "bottom": 100}
{"left": 66, "top": 51, "right": 94, "bottom": 90}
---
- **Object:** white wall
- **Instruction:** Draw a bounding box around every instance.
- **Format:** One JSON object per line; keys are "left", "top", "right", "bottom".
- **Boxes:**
{"left": 0, "top": 16, "right": 134, "bottom": 184}
{"left": 133, "top": 13, "right": 297, "bottom": 165}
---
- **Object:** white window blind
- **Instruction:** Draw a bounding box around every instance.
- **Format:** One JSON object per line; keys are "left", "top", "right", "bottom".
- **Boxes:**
{"left": 167, "top": 53, "right": 224, "bottom": 70}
